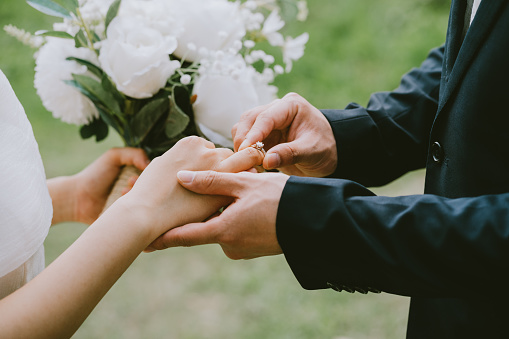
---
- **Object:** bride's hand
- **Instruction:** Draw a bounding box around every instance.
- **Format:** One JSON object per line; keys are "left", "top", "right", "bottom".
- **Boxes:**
{"left": 48, "top": 148, "right": 149, "bottom": 225}
{"left": 119, "top": 136, "right": 264, "bottom": 241}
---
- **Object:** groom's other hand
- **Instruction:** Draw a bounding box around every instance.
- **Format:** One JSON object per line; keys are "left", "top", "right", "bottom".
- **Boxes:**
{"left": 146, "top": 171, "right": 289, "bottom": 259}
{"left": 232, "top": 92, "right": 338, "bottom": 178}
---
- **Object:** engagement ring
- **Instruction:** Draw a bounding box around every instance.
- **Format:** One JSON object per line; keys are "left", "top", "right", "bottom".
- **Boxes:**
{"left": 250, "top": 141, "right": 266, "bottom": 156}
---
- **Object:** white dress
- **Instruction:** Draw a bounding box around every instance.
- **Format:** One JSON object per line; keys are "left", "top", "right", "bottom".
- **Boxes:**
{"left": 0, "top": 70, "right": 52, "bottom": 299}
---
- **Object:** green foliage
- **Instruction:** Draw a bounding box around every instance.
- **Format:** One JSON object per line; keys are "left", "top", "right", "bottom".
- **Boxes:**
{"left": 73, "top": 29, "right": 88, "bottom": 48}
{"left": 105, "top": 0, "right": 122, "bottom": 34}
{"left": 26, "top": 0, "right": 74, "bottom": 19}
{"left": 35, "top": 30, "right": 73, "bottom": 39}
{"left": 80, "top": 117, "right": 109, "bottom": 142}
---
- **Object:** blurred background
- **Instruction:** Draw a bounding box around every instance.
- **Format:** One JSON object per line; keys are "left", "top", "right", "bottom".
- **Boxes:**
{"left": 0, "top": 0, "right": 449, "bottom": 338}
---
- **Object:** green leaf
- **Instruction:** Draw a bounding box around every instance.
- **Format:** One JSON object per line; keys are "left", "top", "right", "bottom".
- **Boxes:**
{"left": 80, "top": 117, "right": 109, "bottom": 142}
{"left": 101, "top": 73, "right": 125, "bottom": 111}
{"left": 35, "top": 30, "right": 73, "bottom": 39}
{"left": 131, "top": 98, "right": 169, "bottom": 144}
{"left": 66, "top": 57, "right": 104, "bottom": 78}
{"left": 74, "top": 29, "right": 88, "bottom": 48}
{"left": 72, "top": 74, "right": 122, "bottom": 115}
{"left": 165, "top": 92, "right": 190, "bottom": 139}
{"left": 27, "top": 0, "right": 72, "bottom": 19}
{"left": 52, "top": 0, "right": 78, "bottom": 15}
{"left": 105, "top": 0, "right": 122, "bottom": 34}
{"left": 64, "top": 79, "right": 124, "bottom": 136}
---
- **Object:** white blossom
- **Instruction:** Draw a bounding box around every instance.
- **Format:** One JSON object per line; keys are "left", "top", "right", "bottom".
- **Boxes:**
{"left": 283, "top": 32, "right": 309, "bottom": 72}
{"left": 34, "top": 38, "right": 99, "bottom": 125}
{"left": 99, "top": 16, "right": 180, "bottom": 99}
{"left": 261, "top": 10, "right": 285, "bottom": 46}
{"left": 192, "top": 54, "right": 274, "bottom": 147}
{"left": 297, "top": 1, "right": 309, "bottom": 21}
{"left": 170, "top": 0, "right": 246, "bottom": 62}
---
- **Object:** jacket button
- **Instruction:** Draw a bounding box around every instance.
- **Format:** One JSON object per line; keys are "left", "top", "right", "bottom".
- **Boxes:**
{"left": 431, "top": 141, "right": 444, "bottom": 163}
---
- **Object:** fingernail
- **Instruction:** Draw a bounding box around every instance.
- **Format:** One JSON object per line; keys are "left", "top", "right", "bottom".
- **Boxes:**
{"left": 266, "top": 153, "right": 280, "bottom": 169}
{"left": 177, "top": 170, "right": 195, "bottom": 184}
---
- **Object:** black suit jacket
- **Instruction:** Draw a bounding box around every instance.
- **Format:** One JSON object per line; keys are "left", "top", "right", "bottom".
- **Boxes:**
{"left": 276, "top": 0, "right": 509, "bottom": 337}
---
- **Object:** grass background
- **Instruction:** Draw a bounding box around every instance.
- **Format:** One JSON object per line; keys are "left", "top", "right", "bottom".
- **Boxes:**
{"left": 1, "top": 0, "right": 449, "bottom": 338}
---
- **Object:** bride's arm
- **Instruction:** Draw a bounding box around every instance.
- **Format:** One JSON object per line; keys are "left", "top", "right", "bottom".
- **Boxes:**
{"left": 47, "top": 147, "right": 149, "bottom": 226}
{"left": 0, "top": 137, "right": 263, "bottom": 339}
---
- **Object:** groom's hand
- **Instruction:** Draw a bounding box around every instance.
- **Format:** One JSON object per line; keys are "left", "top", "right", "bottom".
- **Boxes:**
{"left": 146, "top": 171, "right": 289, "bottom": 259}
{"left": 232, "top": 92, "right": 338, "bottom": 177}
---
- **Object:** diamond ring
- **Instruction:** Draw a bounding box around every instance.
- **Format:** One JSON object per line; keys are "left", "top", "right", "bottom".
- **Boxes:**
{"left": 250, "top": 141, "right": 266, "bottom": 156}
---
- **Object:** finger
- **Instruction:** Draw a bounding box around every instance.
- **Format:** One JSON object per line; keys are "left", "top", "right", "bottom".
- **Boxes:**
{"left": 263, "top": 138, "right": 310, "bottom": 170}
{"left": 177, "top": 170, "right": 246, "bottom": 197}
{"left": 216, "top": 146, "right": 264, "bottom": 173}
{"left": 108, "top": 147, "right": 150, "bottom": 171}
{"left": 238, "top": 99, "right": 296, "bottom": 151}
{"left": 233, "top": 102, "right": 275, "bottom": 151}
{"left": 147, "top": 219, "right": 220, "bottom": 250}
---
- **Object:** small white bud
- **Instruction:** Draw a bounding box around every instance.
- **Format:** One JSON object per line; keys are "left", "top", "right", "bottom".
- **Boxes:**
{"left": 180, "top": 74, "right": 192, "bottom": 85}
{"left": 244, "top": 40, "right": 255, "bottom": 49}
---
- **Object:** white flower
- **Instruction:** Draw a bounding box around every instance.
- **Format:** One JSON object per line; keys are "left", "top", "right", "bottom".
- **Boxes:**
{"left": 118, "top": 0, "right": 182, "bottom": 37}
{"left": 262, "top": 10, "right": 285, "bottom": 46}
{"left": 170, "top": 0, "right": 246, "bottom": 62}
{"left": 3, "top": 25, "right": 44, "bottom": 48}
{"left": 297, "top": 1, "right": 309, "bottom": 21}
{"left": 98, "top": 16, "right": 180, "bottom": 99}
{"left": 283, "top": 32, "right": 309, "bottom": 72}
{"left": 34, "top": 38, "right": 99, "bottom": 125}
{"left": 53, "top": 0, "right": 115, "bottom": 38}
{"left": 192, "top": 55, "right": 275, "bottom": 147}
{"left": 180, "top": 74, "right": 191, "bottom": 85}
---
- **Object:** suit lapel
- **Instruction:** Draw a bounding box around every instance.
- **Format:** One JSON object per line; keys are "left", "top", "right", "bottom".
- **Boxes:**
{"left": 437, "top": 0, "right": 507, "bottom": 113}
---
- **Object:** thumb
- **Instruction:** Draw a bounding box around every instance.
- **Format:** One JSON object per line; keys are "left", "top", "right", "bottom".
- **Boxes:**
{"left": 264, "top": 140, "right": 306, "bottom": 170}
{"left": 177, "top": 170, "right": 243, "bottom": 197}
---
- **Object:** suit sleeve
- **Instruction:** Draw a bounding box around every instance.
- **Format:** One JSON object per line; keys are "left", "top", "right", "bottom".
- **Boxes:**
{"left": 276, "top": 176, "right": 509, "bottom": 297}
{"left": 322, "top": 45, "right": 444, "bottom": 187}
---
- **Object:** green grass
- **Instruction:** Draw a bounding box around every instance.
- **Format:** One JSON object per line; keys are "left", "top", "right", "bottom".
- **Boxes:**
{"left": 1, "top": 0, "right": 449, "bottom": 338}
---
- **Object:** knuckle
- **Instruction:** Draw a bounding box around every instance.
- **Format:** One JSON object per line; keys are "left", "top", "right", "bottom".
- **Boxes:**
{"left": 167, "top": 231, "right": 191, "bottom": 248}
{"left": 201, "top": 171, "right": 219, "bottom": 190}
{"left": 282, "top": 143, "right": 299, "bottom": 162}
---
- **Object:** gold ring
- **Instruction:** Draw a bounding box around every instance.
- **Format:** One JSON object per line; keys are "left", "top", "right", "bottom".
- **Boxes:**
{"left": 250, "top": 141, "right": 266, "bottom": 156}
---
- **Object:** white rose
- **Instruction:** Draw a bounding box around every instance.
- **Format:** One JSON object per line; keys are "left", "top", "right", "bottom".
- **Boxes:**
{"left": 34, "top": 37, "right": 99, "bottom": 125}
{"left": 119, "top": 0, "right": 182, "bottom": 37}
{"left": 171, "top": 0, "right": 246, "bottom": 62}
{"left": 192, "top": 56, "right": 276, "bottom": 147}
{"left": 98, "top": 16, "right": 180, "bottom": 99}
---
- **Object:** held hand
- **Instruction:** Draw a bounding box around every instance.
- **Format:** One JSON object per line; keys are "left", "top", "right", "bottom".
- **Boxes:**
{"left": 146, "top": 171, "right": 289, "bottom": 259}
{"left": 122, "top": 136, "right": 265, "bottom": 241}
{"left": 232, "top": 92, "right": 338, "bottom": 177}
{"left": 72, "top": 148, "right": 149, "bottom": 224}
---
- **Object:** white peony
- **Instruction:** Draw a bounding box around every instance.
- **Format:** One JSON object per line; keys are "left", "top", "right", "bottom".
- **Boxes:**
{"left": 98, "top": 16, "right": 180, "bottom": 99}
{"left": 34, "top": 37, "right": 99, "bottom": 125}
{"left": 170, "top": 0, "right": 246, "bottom": 62}
{"left": 118, "top": 0, "right": 183, "bottom": 37}
{"left": 192, "top": 55, "right": 276, "bottom": 147}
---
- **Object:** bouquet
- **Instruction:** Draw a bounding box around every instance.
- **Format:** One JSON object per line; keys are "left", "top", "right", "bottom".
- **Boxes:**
{"left": 6, "top": 0, "right": 308, "bottom": 204}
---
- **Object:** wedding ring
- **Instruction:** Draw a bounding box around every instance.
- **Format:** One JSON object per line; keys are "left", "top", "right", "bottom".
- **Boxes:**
{"left": 250, "top": 141, "right": 266, "bottom": 156}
